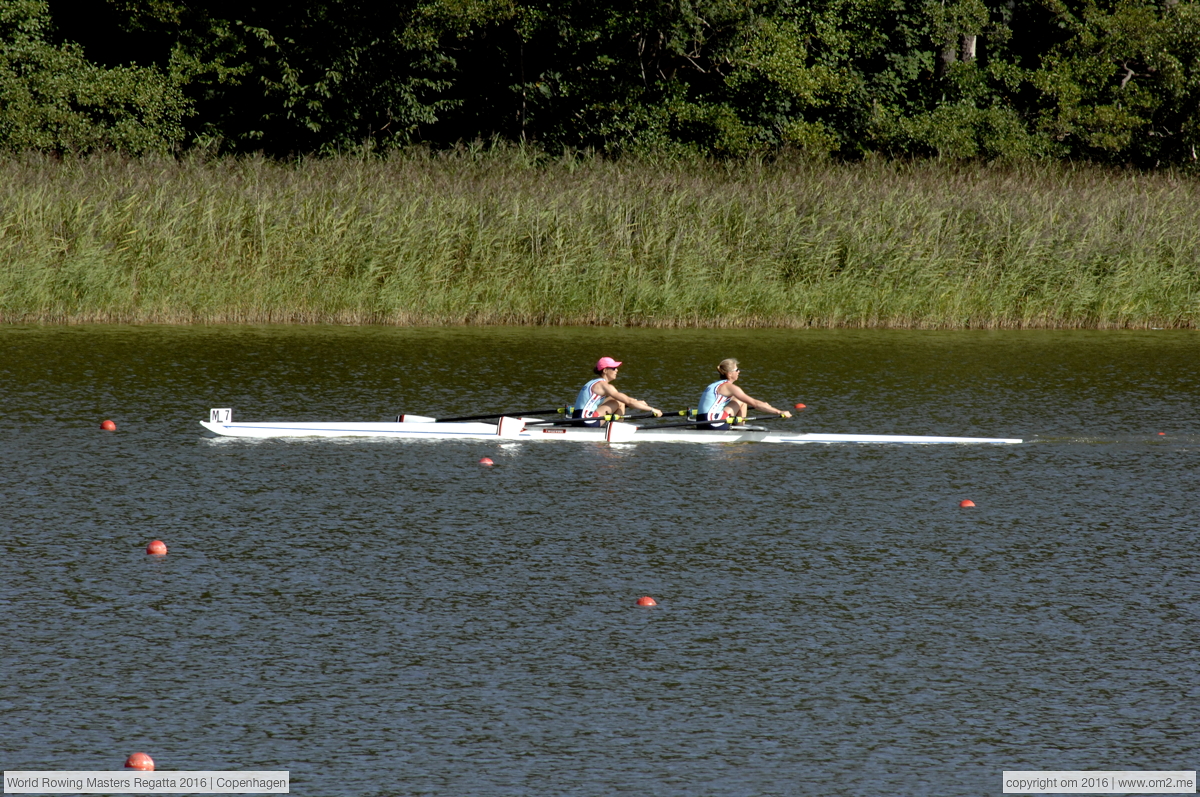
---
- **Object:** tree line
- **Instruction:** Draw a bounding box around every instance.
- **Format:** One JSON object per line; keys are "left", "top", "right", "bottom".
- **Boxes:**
{"left": 2, "top": 0, "right": 1197, "bottom": 166}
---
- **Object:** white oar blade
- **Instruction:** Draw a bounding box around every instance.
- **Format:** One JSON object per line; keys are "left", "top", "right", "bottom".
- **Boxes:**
{"left": 399, "top": 414, "right": 436, "bottom": 423}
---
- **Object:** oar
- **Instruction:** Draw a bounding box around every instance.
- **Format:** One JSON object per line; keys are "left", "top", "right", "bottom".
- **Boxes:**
{"left": 397, "top": 408, "right": 569, "bottom": 423}
{"left": 641, "top": 414, "right": 786, "bottom": 430}
{"left": 613, "top": 408, "right": 692, "bottom": 422}
{"left": 522, "top": 418, "right": 592, "bottom": 428}
{"left": 436, "top": 407, "right": 568, "bottom": 423}
{"left": 523, "top": 408, "right": 691, "bottom": 426}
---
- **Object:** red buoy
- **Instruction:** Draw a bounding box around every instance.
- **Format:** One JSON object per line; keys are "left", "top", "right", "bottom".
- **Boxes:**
{"left": 636, "top": 596, "right": 657, "bottom": 607}
{"left": 101, "top": 420, "right": 117, "bottom": 431}
{"left": 124, "top": 753, "right": 155, "bottom": 771}
{"left": 146, "top": 540, "right": 168, "bottom": 555}
{"left": 479, "top": 457, "right": 494, "bottom": 466}
{"left": 959, "top": 499, "right": 975, "bottom": 508}
{"left": 794, "top": 403, "right": 806, "bottom": 409}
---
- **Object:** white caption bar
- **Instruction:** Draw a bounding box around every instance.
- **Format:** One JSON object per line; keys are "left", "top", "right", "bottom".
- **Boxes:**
{"left": 4, "top": 772, "right": 289, "bottom": 794}
{"left": 1003, "top": 771, "right": 1196, "bottom": 794}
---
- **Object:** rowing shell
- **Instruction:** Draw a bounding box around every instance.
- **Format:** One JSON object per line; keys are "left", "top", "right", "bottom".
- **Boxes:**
{"left": 200, "top": 409, "right": 1021, "bottom": 445}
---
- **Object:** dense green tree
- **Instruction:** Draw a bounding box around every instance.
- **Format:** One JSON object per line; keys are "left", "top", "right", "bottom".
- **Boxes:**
{"left": 843, "top": 0, "right": 1200, "bottom": 165}
{"left": 0, "top": 0, "right": 187, "bottom": 153}
{"left": 431, "top": 0, "right": 867, "bottom": 156}
{"left": 1029, "top": 0, "right": 1200, "bottom": 165}
{"left": 20, "top": 0, "right": 1200, "bottom": 166}
{"left": 862, "top": 0, "right": 1055, "bottom": 159}
{"left": 65, "top": 0, "right": 478, "bottom": 152}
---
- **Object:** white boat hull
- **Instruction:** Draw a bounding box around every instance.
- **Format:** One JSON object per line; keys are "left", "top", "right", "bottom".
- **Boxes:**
{"left": 516, "top": 427, "right": 1019, "bottom": 444}
{"left": 199, "top": 419, "right": 509, "bottom": 439}
{"left": 200, "top": 410, "right": 1021, "bottom": 445}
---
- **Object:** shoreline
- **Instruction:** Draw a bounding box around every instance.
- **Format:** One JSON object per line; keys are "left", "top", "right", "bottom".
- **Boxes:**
{"left": 0, "top": 315, "right": 1192, "bottom": 329}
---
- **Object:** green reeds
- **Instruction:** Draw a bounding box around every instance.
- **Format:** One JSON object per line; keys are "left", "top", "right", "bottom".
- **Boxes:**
{"left": 1, "top": 150, "right": 1197, "bottom": 327}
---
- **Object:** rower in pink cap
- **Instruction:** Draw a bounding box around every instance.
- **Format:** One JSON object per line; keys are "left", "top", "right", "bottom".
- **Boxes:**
{"left": 572, "top": 357, "right": 663, "bottom": 426}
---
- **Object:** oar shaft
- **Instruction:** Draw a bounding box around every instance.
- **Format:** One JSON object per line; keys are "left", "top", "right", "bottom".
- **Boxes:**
{"left": 640, "top": 415, "right": 782, "bottom": 430}
{"left": 601, "top": 408, "right": 691, "bottom": 422}
{"left": 434, "top": 408, "right": 567, "bottom": 423}
{"left": 524, "top": 408, "right": 690, "bottom": 426}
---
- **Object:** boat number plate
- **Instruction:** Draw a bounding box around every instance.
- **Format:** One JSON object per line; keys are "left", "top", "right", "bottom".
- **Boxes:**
{"left": 210, "top": 408, "right": 232, "bottom": 423}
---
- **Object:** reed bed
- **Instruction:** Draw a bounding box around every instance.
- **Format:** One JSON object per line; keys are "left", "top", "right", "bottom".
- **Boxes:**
{"left": 1, "top": 150, "right": 1197, "bottom": 327}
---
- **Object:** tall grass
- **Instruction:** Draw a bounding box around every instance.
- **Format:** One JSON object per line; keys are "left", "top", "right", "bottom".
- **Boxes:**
{"left": 1, "top": 149, "right": 1198, "bottom": 327}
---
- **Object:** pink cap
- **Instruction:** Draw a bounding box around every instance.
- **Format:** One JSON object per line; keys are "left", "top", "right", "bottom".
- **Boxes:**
{"left": 596, "top": 357, "right": 623, "bottom": 370}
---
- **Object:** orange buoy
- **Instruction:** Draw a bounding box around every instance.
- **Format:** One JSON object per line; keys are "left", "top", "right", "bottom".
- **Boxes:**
{"left": 124, "top": 753, "right": 155, "bottom": 770}
{"left": 101, "top": 420, "right": 117, "bottom": 431}
{"left": 959, "top": 499, "right": 975, "bottom": 508}
{"left": 636, "top": 596, "right": 657, "bottom": 607}
{"left": 794, "top": 403, "right": 806, "bottom": 409}
{"left": 479, "top": 457, "right": 494, "bottom": 466}
{"left": 1158, "top": 432, "right": 1165, "bottom": 435}
{"left": 146, "top": 540, "right": 168, "bottom": 556}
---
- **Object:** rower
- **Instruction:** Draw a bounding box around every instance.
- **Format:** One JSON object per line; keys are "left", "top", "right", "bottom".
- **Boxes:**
{"left": 573, "top": 357, "right": 663, "bottom": 426}
{"left": 696, "top": 358, "right": 792, "bottom": 429}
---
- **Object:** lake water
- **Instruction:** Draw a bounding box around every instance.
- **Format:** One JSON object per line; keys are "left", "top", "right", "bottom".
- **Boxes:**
{"left": 1, "top": 325, "right": 1197, "bottom": 796}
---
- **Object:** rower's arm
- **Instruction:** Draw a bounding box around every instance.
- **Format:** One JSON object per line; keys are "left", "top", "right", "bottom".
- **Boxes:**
{"left": 603, "top": 385, "right": 661, "bottom": 416}
{"left": 630, "top": 399, "right": 663, "bottom": 415}
{"left": 726, "top": 385, "right": 791, "bottom": 418}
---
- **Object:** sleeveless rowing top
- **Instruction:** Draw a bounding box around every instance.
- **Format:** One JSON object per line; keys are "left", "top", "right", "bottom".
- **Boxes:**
{"left": 574, "top": 378, "right": 606, "bottom": 418}
{"left": 698, "top": 379, "right": 732, "bottom": 421}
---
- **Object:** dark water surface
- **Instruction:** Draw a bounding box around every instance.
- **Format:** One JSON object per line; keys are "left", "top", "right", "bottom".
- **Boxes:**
{"left": 2, "top": 326, "right": 1197, "bottom": 796}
